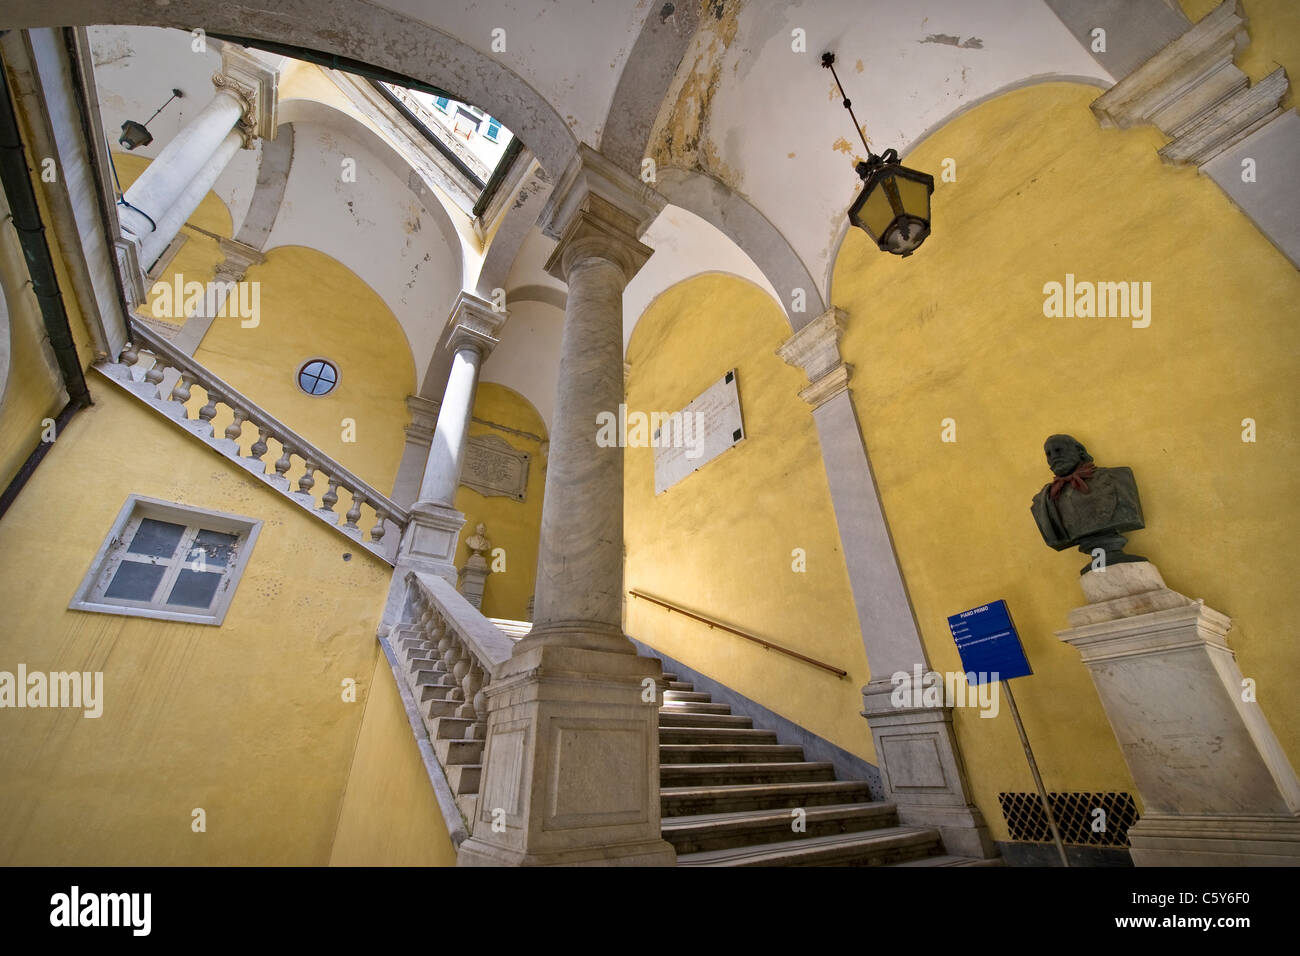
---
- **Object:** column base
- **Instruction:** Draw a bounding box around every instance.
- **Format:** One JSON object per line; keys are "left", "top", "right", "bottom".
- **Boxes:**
{"left": 1127, "top": 812, "right": 1300, "bottom": 866}
{"left": 1058, "top": 562, "right": 1300, "bottom": 866}
{"left": 456, "top": 639, "right": 676, "bottom": 867}
{"left": 861, "top": 678, "right": 998, "bottom": 859}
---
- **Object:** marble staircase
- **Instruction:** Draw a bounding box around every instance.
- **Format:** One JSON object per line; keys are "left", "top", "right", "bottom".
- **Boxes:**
{"left": 656, "top": 670, "right": 988, "bottom": 866}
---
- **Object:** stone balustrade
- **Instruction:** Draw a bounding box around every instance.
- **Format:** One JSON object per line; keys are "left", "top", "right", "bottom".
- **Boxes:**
{"left": 108, "top": 317, "right": 409, "bottom": 561}
{"left": 390, "top": 570, "right": 516, "bottom": 821}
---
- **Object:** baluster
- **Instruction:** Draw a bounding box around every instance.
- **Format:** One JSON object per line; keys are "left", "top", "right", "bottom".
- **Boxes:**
{"left": 171, "top": 370, "right": 195, "bottom": 408}
{"left": 321, "top": 476, "right": 340, "bottom": 515}
{"left": 248, "top": 425, "right": 269, "bottom": 464}
{"left": 225, "top": 408, "right": 246, "bottom": 443}
{"left": 298, "top": 458, "right": 317, "bottom": 497}
{"left": 120, "top": 342, "right": 140, "bottom": 367}
{"left": 345, "top": 492, "right": 365, "bottom": 531}
{"left": 443, "top": 642, "right": 465, "bottom": 702}
{"left": 275, "top": 442, "right": 294, "bottom": 479}
{"left": 144, "top": 352, "right": 166, "bottom": 388}
{"left": 369, "top": 508, "right": 388, "bottom": 543}
{"left": 457, "top": 660, "right": 483, "bottom": 721}
{"left": 198, "top": 388, "right": 220, "bottom": 425}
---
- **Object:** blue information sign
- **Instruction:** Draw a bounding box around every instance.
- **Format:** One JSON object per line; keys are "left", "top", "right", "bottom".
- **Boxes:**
{"left": 946, "top": 599, "right": 1032, "bottom": 684}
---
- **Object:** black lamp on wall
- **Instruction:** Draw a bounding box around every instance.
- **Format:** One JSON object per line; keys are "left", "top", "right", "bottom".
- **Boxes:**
{"left": 822, "top": 53, "right": 934, "bottom": 257}
{"left": 118, "top": 88, "right": 184, "bottom": 150}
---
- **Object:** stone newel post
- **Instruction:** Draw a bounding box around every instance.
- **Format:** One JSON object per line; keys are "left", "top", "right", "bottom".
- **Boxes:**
{"left": 457, "top": 147, "right": 675, "bottom": 866}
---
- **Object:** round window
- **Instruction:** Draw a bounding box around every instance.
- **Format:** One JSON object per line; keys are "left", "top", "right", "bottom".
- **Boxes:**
{"left": 297, "top": 359, "right": 338, "bottom": 396}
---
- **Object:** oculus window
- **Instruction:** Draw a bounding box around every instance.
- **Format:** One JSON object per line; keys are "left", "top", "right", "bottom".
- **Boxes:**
{"left": 70, "top": 496, "right": 262, "bottom": 626}
{"left": 297, "top": 358, "right": 339, "bottom": 396}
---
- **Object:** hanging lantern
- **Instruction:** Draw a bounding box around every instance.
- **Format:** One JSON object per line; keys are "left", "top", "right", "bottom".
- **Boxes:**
{"left": 848, "top": 148, "right": 934, "bottom": 256}
{"left": 117, "top": 88, "right": 184, "bottom": 151}
{"left": 822, "top": 53, "right": 934, "bottom": 257}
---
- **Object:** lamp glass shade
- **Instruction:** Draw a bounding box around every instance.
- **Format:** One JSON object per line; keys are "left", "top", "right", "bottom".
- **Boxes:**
{"left": 848, "top": 159, "right": 935, "bottom": 256}
{"left": 118, "top": 120, "right": 153, "bottom": 150}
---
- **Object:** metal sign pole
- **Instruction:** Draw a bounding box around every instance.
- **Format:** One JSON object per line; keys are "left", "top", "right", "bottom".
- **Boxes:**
{"left": 1001, "top": 679, "right": 1069, "bottom": 867}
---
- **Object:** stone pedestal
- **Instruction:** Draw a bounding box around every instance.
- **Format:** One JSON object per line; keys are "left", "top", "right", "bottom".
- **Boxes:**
{"left": 861, "top": 680, "right": 997, "bottom": 859}
{"left": 456, "top": 643, "right": 674, "bottom": 866}
{"left": 1058, "top": 562, "right": 1300, "bottom": 865}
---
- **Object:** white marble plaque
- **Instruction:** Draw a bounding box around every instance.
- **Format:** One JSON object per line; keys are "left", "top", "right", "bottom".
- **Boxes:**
{"left": 654, "top": 369, "right": 745, "bottom": 495}
{"left": 461, "top": 433, "right": 530, "bottom": 501}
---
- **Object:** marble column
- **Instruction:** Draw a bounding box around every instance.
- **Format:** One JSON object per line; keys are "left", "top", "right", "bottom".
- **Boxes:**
{"left": 778, "top": 308, "right": 996, "bottom": 859}
{"left": 385, "top": 291, "right": 505, "bottom": 615}
{"left": 457, "top": 147, "right": 675, "bottom": 867}
{"left": 119, "top": 48, "right": 277, "bottom": 270}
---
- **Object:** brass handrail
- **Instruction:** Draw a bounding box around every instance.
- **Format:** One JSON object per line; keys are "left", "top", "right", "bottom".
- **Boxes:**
{"left": 628, "top": 589, "right": 848, "bottom": 678}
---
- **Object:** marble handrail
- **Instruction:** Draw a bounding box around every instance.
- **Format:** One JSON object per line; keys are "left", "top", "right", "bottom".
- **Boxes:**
{"left": 118, "top": 317, "right": 409, "bottom": 553}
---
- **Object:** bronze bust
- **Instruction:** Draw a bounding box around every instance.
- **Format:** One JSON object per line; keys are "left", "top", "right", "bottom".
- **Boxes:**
{"left": 1031, "top": 434, "right": 1146, "bottom": 574}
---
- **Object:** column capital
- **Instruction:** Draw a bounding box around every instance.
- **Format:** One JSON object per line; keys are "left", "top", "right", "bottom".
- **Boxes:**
{"left": 213, "top": 236, "right": 265, "bottom": 282}
{"left": 445, "top": 290, "right": 507, "bottom": 358}
{"left": 404, "top": 394, "right": 440, "bottom": 446}
{"left": 540, "top": 145, "right": 661, "bottom": 283}
{"left": 776, "top": 306, "right": 852, "bottom": 407}
{"left": 213, "top": 46, "right": 279, "bottom": 147}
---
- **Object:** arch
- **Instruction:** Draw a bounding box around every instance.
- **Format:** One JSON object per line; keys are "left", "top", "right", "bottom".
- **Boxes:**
{"left": 823, "top": 74, "right": 1110, "bottom": 307}
{"left": 627, "top": 271, "right": 784, "bottom": 363}
{"left": 4, "top": 0, "right": 580, "bottom": 175}
{"left": 655, "top": 167, "right": 825, "bottom": 330}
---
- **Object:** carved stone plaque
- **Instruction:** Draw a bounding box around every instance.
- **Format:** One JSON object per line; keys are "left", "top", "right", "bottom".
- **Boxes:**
{"left": 461, "top": 433, "right": 530, "bottom": 501}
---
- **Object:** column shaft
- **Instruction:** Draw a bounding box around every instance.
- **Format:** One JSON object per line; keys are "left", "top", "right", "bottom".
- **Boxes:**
{"left": 418, "top": 345, "right": 482, "bottom": 506}
{"left": 531, "top": 255, "right": 626, "bottom": 634}
{"left": 119, "top": 89, "right": 244, "bottom": 256}
{"left": 136, "top": 127, "right": 242, "bottom": 268}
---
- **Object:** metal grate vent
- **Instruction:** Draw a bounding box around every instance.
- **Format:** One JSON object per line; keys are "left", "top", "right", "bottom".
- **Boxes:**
{"left": 998, "top": 791, "right": 1139, "bottom": 847}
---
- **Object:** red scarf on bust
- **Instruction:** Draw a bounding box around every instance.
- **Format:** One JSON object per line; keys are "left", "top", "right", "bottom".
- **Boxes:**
{"left": 1049, "top": 462, "right": 1096, "bottom": 500}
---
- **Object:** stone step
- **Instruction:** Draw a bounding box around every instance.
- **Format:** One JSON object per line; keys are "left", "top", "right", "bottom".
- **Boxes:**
{"left": 661, "top": 779, "right": 875, "bottom": 817}
{"left": 658, "top": 726, "right": 778, "bottom": 745}
{"left": 435, "top": 737, "right": 485, "bottom": 766}
{"left": 660, "top": 700, "right": 732, "bottom": 715}
{"left": 431, "top": 716, "right": 476, "bottom": 740}
{"left": 658, "top": 711, "right": 754, "bottom": 730}
{"left": 662, "top": 802, "right": 899, "bottom": 855}
{"left": 662, "top": 690, "right": 712, "bottom": 703}
{"left": 675, "top": 825, "right": 942, "bottom": 867}
{"left": 661, "top": 673, "right": 679, "bottom": 683}
{"left": 665, "top": 681, "right": 694, "bottom": 691}
{"left": 888, "top": 854, "right": 1005, "bottom": 867}
{"left": 660, "top": 761, "right": 835, "bottom": 788}
{"left": 424, "top": 698, "right": 459, "bottom": 720}
{"left": 659, "top": 744, "right": 805, "bottom": 764}
{"left": 446, "top": 763, "right": 481, "bottom": 795}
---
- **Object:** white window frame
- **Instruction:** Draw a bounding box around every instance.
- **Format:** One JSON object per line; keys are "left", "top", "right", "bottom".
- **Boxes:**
{"left": 70, "top": 495, "right": 262, "bottom": 626}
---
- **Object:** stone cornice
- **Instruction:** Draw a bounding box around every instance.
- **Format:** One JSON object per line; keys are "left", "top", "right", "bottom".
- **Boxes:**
{"left": 213, "top": 236, "right": 265, "bottom": 282}
{"left": 1089, "top": 0, "right": 1290, "bottom": 168}
{"left": 445, "top": 290, "right": 507, "bottom": 358}
{"left": 404, "top": 394, "right": 440, "bottom": 444}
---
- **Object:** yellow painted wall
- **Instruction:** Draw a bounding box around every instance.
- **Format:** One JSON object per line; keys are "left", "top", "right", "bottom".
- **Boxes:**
{"left": 451, "top": 382, "right": 547, "bottom": 621}
{"left": 192, "top": 244, "right": 415, "bottom": 497}
{"left": 110, "top": 151, "right": 232, "bottom": 326}
{"left": 831, "top": 82, "right": 1300, "bottom": 841}
{"left": 329, "top": 655, "right": 459, "bottom": 866}
{"left": 624, "top": 274, "right": 875, "bottom": 765}
{"left": 0, "top": 382, "right": 395, "bottom": 864}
